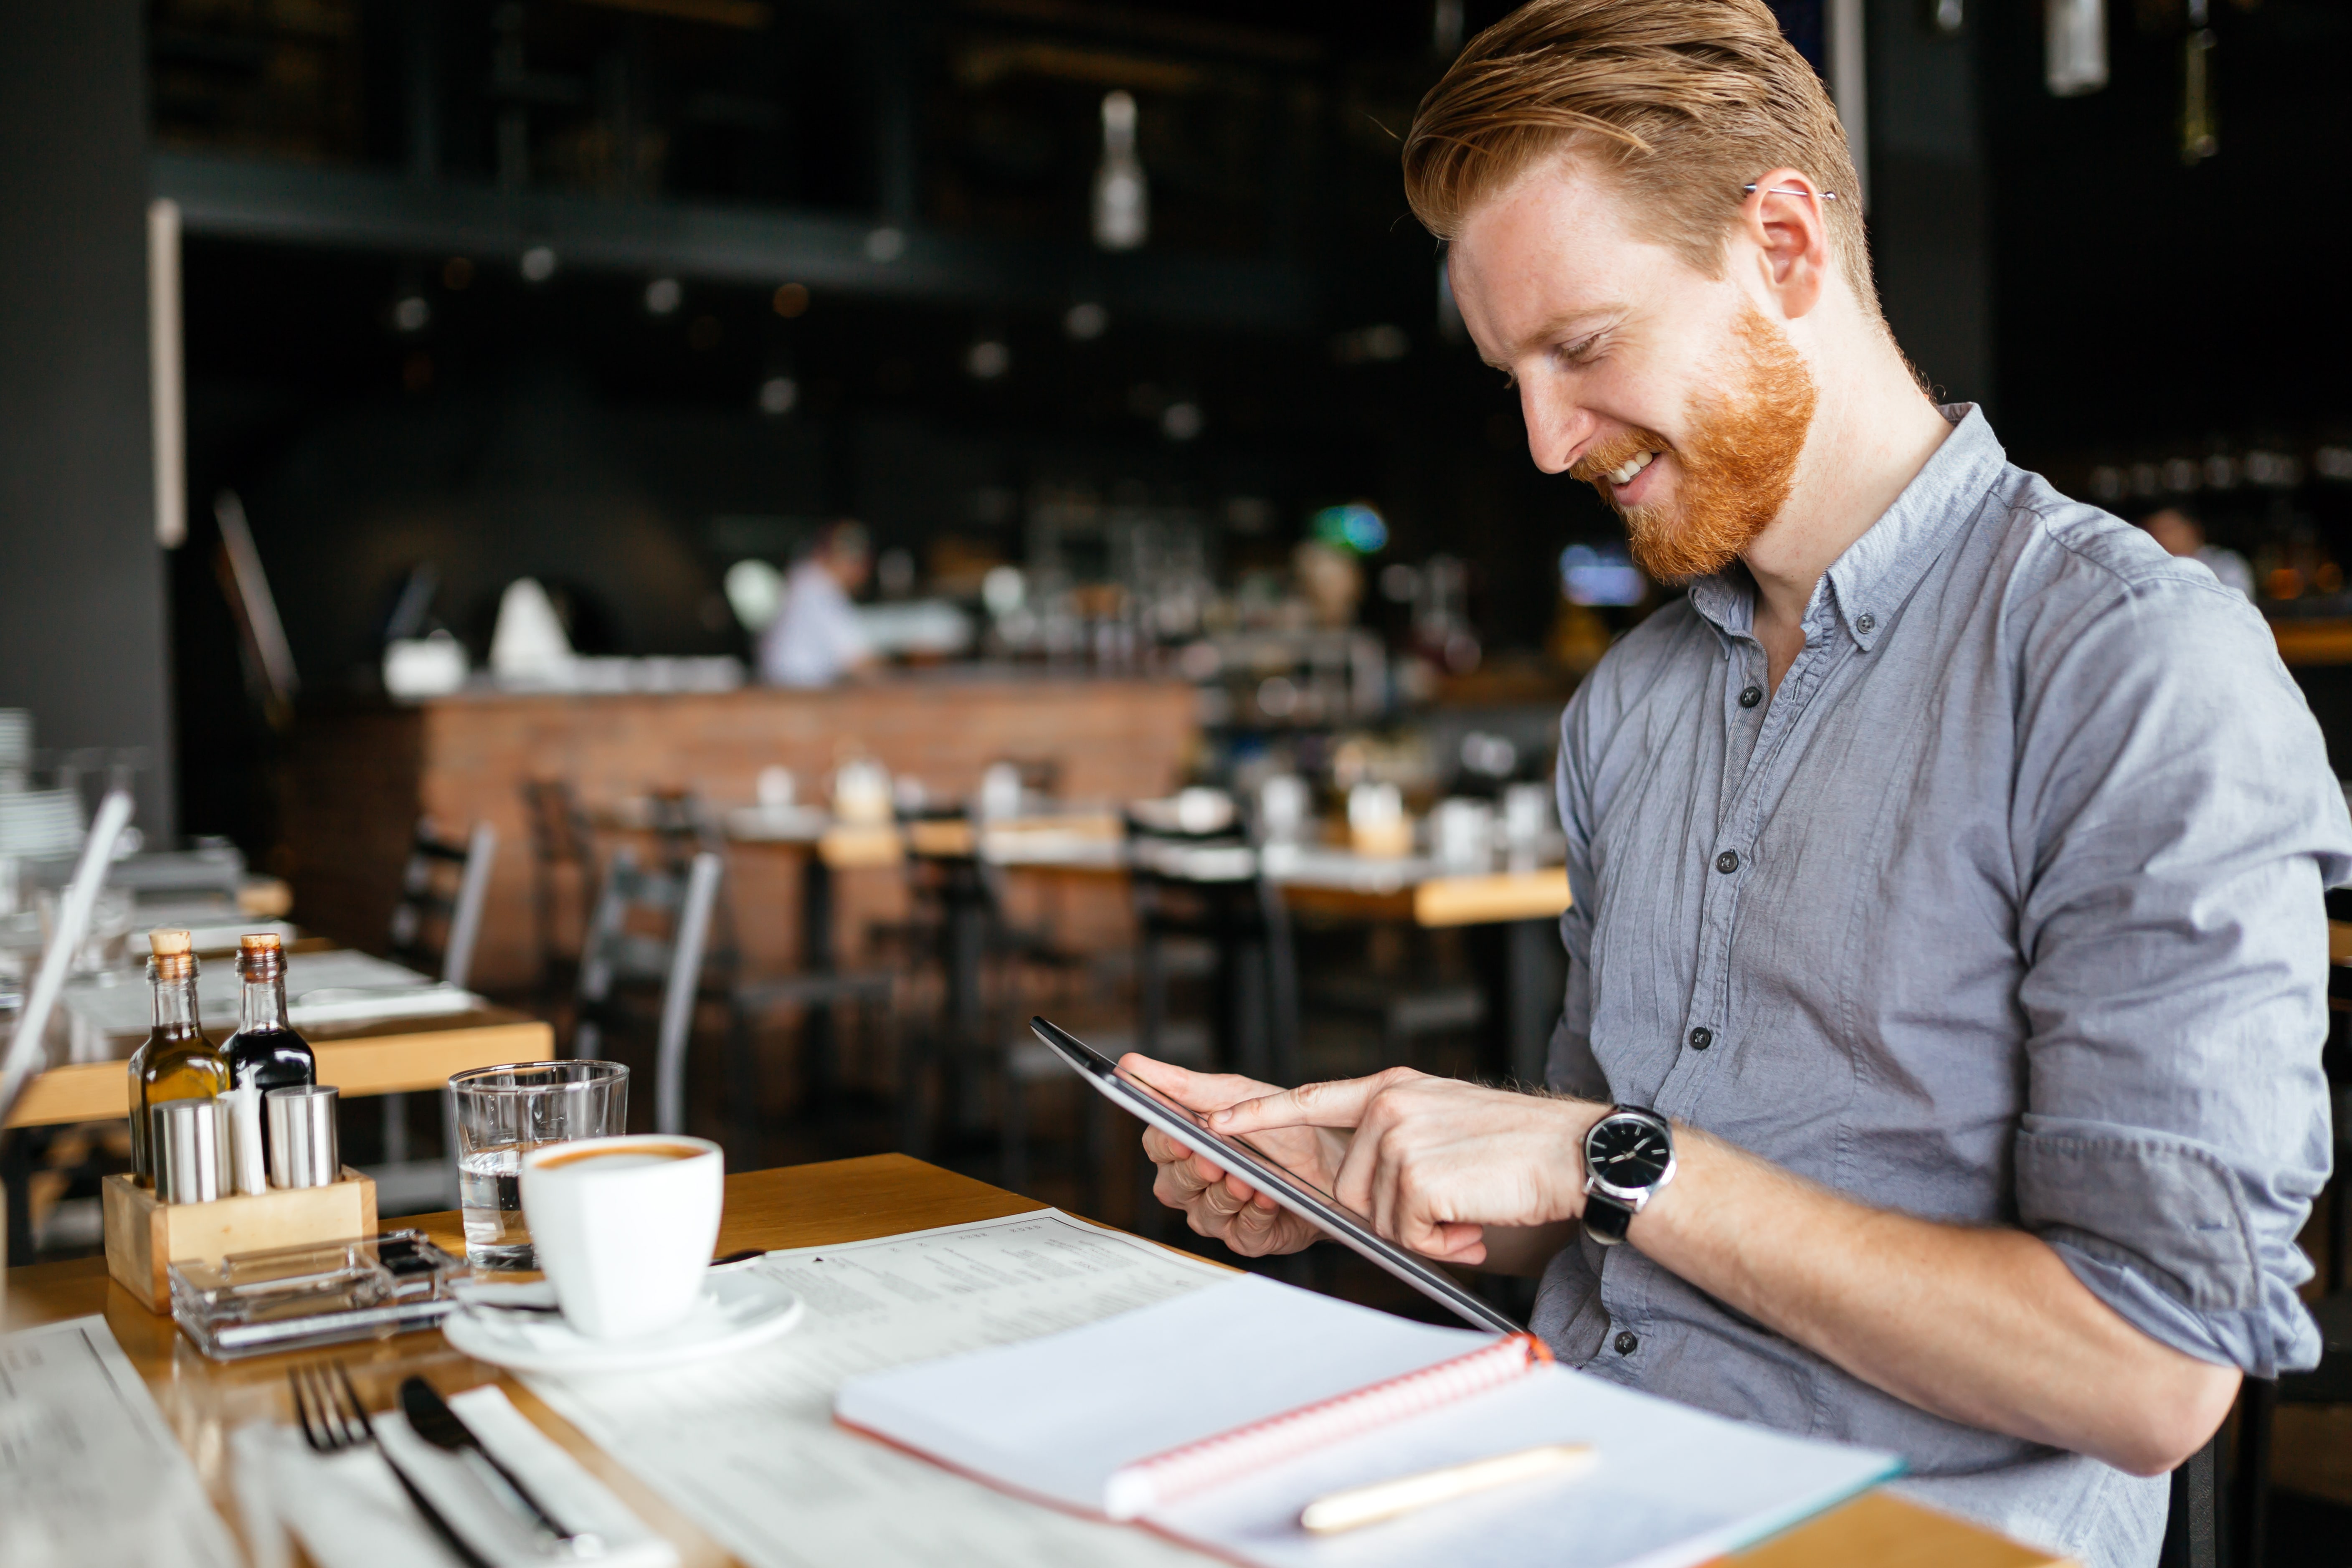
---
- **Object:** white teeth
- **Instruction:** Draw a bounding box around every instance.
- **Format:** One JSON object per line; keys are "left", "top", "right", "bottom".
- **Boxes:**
{"left": 1607, "top": 451, "right": 1656, "bottom": 486}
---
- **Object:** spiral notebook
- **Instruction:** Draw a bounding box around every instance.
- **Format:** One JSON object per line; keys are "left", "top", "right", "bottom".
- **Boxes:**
{"left": 834, "top": 1274, "right": 1903, "bottom": 1568}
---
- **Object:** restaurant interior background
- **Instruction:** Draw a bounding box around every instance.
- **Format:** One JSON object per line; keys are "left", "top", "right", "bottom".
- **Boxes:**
{"left": 3, "top": 0, "right": 2350, "bottom": 1557}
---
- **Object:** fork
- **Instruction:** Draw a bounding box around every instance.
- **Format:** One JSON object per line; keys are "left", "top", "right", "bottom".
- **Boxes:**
{"left": 288, "top": 1360, "right": 494, "bottom": 1568}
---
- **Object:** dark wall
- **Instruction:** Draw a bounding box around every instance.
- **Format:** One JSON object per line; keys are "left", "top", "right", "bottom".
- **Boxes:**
{"left": 1978, "top": 0, "right": 2351, "bottom": 460}
{"left": 1867, "top": 0, "right": 1992, "bottom": 411}
{"left": 0, "top": 0, "right": 175, "bottom": 838}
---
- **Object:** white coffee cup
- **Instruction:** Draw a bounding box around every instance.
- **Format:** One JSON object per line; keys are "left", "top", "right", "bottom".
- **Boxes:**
{"left": 519, "top": 1134, "right": 724, "bottom": 1340}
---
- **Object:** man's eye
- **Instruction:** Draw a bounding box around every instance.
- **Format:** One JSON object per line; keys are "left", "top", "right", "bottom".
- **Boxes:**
{"left": 1559, "top": 335, "right": 1601, "bottom": 366}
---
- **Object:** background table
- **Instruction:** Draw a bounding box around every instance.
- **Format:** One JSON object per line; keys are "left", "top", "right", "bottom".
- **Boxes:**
{"left": 1, "top": 1006, "right": 554, "bottom": 1130}
{"left": 0, "top": 1153, "right": 2060, "bottom": 1568}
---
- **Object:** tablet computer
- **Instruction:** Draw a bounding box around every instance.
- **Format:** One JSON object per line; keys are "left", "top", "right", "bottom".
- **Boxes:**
{"left": 1029, "top": 1016, "right": 1525, "bottom": 1335}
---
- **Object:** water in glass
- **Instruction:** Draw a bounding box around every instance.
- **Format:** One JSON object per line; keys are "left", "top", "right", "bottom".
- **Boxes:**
{"left": 446, "top": 1059, "right": 628, "bottom": 1270}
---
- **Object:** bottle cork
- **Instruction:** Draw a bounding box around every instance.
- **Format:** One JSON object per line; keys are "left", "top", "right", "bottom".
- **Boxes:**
{"left": 239, "top": 932, "right": 282, "bottom": 955}
{"left": 149, "top": 929, "right": 193, "bottom": 957}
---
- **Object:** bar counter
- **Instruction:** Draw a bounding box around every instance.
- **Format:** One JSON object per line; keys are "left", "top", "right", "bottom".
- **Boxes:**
{"left": 279, "top": 673, "right": 1201, "bottom": 990}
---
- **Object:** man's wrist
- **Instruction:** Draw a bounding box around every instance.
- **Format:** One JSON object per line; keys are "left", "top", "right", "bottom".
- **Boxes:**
{"left": 1550, "top": 1097, "right": 1612, "bottom": 1220}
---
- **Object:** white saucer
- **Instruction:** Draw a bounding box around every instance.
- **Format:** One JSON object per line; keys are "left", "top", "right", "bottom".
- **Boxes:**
{"left": 443, "top": 1268, "right": 803, "bottom": 1374}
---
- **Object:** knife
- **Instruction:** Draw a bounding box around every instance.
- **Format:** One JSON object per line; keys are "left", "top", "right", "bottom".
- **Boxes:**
{"left": 399, "top": 1377, "right": 603, "bottom": 1556}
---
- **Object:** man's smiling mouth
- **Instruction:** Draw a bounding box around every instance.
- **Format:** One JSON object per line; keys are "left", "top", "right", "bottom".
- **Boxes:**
{"left": 1607, "top": 451, "right": 1658, "bottom": 485}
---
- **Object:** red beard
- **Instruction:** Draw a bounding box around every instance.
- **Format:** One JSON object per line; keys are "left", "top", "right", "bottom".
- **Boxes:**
{"left": 1570, "top": 307, "right": 1818, "bottom": 585}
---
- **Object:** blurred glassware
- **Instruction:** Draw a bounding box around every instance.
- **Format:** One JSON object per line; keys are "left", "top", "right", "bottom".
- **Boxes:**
{"left": 1131, "top": 788, "right": 1236, "bottom": 837}
{"left": 2045, "top": 0, "right": 2107, "bottom": 95}
{"left": 36, "top": 885, "right": 133, "bottom": 975}
{"left": 1348, "top": 782, "right": 1412, "bottom": 859}
{"left": 1501, "top": 782, "right": 1553, "bottom": 848}
{"left": 448, "top": 1060, "right": 628, "bottom": 1271}
{"left": 755, "top": 766, "right": 796, "bottom": 810}
{"left": 1257, "top": 774, "right": 1310, "bottom": 845}
{"left": 978, "top": 762, "right": 1024, "bottom": 823}
{"left": 1460, "top": 731, "right": 1519, "bottom": 781}
{"left": 1430, "top": 798, "right": 1495, "bottom": 869}
{"left": 383, "top": 632, "right": 469, "bottom": 700}
{"left": 832, "top": 759, "right": 894, "bottom": 826}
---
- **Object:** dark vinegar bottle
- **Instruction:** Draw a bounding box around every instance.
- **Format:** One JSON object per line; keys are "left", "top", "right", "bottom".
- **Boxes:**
{"left": 220, "top": 932, "right": 314, "bottom": 1093}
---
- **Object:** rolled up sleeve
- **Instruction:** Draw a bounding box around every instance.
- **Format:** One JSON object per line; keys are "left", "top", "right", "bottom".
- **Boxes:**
{"left": 1548, "top": 676, "right": 1612, "bottom": 1102}
{"left": 2013, "top": 570, "right": 2352, "bottom": 1378}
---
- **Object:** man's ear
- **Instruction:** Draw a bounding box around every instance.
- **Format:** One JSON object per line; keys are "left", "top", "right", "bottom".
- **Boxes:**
{"left": 1740, "top": 166, "right": 1832, "bottom": 320}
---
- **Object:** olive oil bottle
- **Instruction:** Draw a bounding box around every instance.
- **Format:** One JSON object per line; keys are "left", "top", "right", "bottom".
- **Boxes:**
{"left": 127, "top": 929, "right": 229, "bottom": 1183}
{"left": 220, "top": 932, "right": 314, "bottom": 1093}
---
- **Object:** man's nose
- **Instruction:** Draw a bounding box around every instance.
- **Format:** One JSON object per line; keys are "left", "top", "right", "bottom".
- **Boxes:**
{"left": 1520, "top": 383, "right": 1592, "bottom": 476}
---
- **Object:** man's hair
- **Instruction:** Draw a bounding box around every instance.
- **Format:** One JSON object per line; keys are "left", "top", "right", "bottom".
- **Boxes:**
{"left": 1403, "top": 0, "right": 1876, "bottom": 310}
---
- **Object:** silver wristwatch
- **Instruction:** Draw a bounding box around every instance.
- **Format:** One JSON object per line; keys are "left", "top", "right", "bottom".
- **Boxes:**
{"left": 1581, "top": 1106, "right": 1676, "bottom": 1246}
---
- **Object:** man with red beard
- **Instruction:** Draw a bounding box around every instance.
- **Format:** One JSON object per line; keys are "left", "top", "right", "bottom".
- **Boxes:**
{"left": 1121, "top": 3, "right": 2349, "bottom": 1564}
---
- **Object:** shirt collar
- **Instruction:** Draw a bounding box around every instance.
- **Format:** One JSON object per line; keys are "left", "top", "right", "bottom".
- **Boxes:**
{"left": 1684, "top": 404, "right": 2006, "bottom": 652}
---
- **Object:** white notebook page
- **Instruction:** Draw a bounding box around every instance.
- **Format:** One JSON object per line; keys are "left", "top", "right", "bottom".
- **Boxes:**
{"left": 834, "top": 1273, "right": 1493, "bottom": 1513}
{"left": 1149, "top": 1363, "right": 1901, "bottom": 1568}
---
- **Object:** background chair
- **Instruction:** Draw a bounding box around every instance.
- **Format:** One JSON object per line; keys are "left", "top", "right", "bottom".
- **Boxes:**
{"left": 375, "top": 817, "right": 494, "bottom": 1205}
{"left": 896, "top": 826, "right": 1118, "bottom": 1204}
{"left": 388, "top": 817, "right": 496, "bottom": 990}
{"left": 575, "top": 847, "right": 723, "bottom": 1137}
{"left": 578, "top": 845, "right": 892, "bottom": 1157}
{"left": 520, "top": 778, "right": 598, "bottom": 1010}
{"left": 2206, "top": 909, "right": 2352, "bottom": 1568}
{"left": 2163, "top": 1437, "right": 2220, "bottom": 1568}
{"left": 1125, "top": 813, "right": 1299, "bottom": 1088}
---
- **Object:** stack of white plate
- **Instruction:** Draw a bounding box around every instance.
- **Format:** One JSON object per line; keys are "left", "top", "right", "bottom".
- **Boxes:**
{"left": 0, "top": 709, "right": 30, "bottom": 788}
{"left": 0, "top": 790, "right": 81, "bottom": 857}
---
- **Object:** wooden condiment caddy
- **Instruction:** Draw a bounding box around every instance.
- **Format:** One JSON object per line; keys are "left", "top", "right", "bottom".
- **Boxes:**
{"left": 101, "top": 1168, "right": 378, "bottom": 1313}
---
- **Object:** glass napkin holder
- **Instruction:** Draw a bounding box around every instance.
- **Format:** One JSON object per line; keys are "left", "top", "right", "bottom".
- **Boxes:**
{"left": 169, "top": 1230, "right": 466, "bottom": 1360}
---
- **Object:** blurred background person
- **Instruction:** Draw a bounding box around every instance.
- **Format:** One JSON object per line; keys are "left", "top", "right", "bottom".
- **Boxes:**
{"left": 2141, "top": 505, "right": 2254, "bottom": 600}
{"left": 759, "top": 522, "right": 876, "bottom": 687}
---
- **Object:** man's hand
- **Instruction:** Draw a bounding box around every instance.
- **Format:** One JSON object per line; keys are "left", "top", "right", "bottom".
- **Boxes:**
{"left": 1211, "top": 1068, "right": 1607, "bottom": 1265}
{"left": 1122, "top": 1055, "right": 1340, "bottom": 1257}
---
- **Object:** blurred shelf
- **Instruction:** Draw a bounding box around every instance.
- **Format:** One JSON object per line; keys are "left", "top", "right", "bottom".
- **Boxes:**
{"left": 2272, "top": 619, "right": 2352, "bottom": 667}
{"left": 153, "top": 150, "right": 1316, "bottom": 330}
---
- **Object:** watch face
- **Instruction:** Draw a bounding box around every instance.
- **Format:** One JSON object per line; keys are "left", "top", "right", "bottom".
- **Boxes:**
{"left": 1587, "top": 1115, "right": 1672, "bottom": 1189}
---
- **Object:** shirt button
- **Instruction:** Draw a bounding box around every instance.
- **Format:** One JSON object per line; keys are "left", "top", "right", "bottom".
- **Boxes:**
{"left": 1856, "top": 613, "right": 1876, "bottom": 633}
{"left": 1738, "top": 685, "right": 1762, "bottom": 709}
{"left": 1688, "top": 1026, "right": 1713, "bottom": 1050}
{"left": 1614, "top": 1331, "right": 1639, "bottom": 1355}
{"left": 1715, "top": 850, "right": 1740, "bottom": 874}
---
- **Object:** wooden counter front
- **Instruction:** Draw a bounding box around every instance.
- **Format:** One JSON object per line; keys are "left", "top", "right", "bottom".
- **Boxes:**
{"left": 280, "top": 677, "right": 1199, "bottom": 989}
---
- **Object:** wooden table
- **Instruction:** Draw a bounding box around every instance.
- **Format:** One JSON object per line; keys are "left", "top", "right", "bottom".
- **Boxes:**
{"left": 2, "top": 1006, "right": 555, "bottom": 1130}
{"left": 895, "top": 822, "right": 1574, "bottom": 1084}
{"left": 0, "top": 1153, "right": 2060, "bottom": 1568}
{"left": 1265, "top": 848, "right": 1571, "bottom": 1086}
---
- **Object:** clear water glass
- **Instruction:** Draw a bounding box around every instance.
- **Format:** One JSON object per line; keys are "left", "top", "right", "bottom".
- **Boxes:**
{"left": 448, "top": 1060, "right": 627, "bottom": 1270}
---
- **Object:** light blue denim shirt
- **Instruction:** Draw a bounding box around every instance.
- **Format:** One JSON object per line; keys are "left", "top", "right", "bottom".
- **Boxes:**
{"left": 1537, "top": 407, "right": 2349, "bottom": 1568}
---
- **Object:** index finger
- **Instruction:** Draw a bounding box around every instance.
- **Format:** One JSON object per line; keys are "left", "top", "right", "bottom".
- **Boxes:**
{"left": 1119, "top": 1053, "right": 1279, "bottom": 1115}
{"left": 1208, "top": 1072, "right": 1398, "bottom": 1135}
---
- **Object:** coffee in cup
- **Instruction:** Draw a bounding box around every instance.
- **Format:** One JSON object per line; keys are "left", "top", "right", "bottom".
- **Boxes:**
{"left": 520, "top": 1134, "right": 723, "bottom": 1340}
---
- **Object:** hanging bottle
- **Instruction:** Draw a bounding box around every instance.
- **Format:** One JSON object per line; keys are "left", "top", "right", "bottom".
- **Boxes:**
{"left": 2181, "top": 0, "right": 2218, "bottom": 164}
{"left": 1092, "top": 91, "right": 1148, "bottom": 252}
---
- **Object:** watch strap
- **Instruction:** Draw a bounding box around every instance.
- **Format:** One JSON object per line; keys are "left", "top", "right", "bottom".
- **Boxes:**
{"left": 1583, "top": 1189, "right": 1635, "bottom": 1245}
